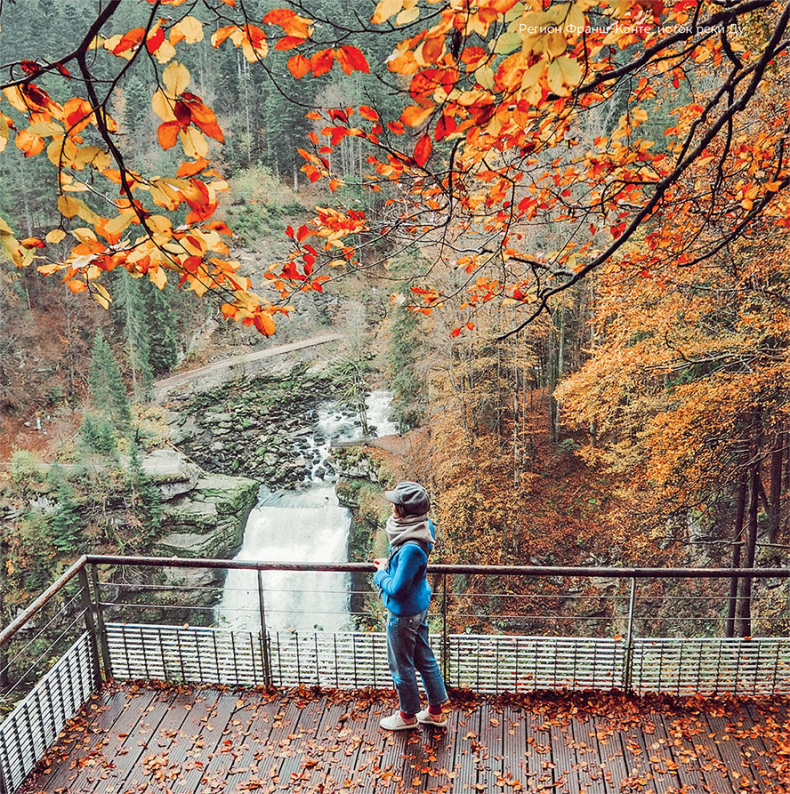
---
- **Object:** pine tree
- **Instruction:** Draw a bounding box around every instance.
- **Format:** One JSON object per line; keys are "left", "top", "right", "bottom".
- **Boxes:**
{"left": 88, "top": 330, "right": 133, "bottom": 431}
{"left": 113, "top": 272, "right": 153, "bottom": 401}
{"left": 126, "top": 444, "right": 162, "bottom": 541}
{"left": 142, "top": 278, "right": 179, "bottom": 376}
{"left": 47, "top": 465, "right": 86, "bottom": 554}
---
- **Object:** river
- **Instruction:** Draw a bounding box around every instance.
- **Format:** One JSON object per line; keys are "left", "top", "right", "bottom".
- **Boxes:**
{"left": 215, "top": 391, "right": 396, "bottom": 632}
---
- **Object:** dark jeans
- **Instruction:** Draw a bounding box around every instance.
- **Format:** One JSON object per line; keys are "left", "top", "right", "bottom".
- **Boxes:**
{"left": 386, "top": 607, "right": 448, "bottom": 715}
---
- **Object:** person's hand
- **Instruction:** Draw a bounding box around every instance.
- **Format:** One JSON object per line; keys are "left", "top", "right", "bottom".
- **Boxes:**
{"left": 372, "top": 557, "right": 386, "bottom": 570}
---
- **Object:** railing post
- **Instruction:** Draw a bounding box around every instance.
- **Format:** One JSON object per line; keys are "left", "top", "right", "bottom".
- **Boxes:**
{"left": 88, "top": 563, "right": 113, "bottom": 681}
{"left": 77, "top": 565, "right": 103, "bottom": 691}
{"left": 622, "top": 577, "right": 637, "bottom": 693}
{"left": 441, "top": 573, "right": 449, "bottom": 685}
{"left": 257, "top": 570, "right": 272, "bottom": 689}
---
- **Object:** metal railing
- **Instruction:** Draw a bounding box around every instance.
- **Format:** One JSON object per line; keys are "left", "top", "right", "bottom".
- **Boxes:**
{"left": 2, "top": 555, "right": 790, "bottom": 792}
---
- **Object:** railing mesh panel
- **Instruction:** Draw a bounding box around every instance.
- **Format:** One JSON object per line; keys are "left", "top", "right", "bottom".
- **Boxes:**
{"left": 0, "top": 632, "right": 97, "bottom": 793}
{"left": 631, "top": 637, "right": 790, "bottom": 696}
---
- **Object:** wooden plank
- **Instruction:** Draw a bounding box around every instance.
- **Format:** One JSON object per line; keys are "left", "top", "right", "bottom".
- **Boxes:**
{"left": 587, "top": 714, "right": 629, "bottom": 793}
{"left": 525, "top": 711, "right": 555, "bottom": 791}
{"left": 548, "top": 718, "right": 576, "bottom": 793}
{"left": 475, "top": 701, "right": 504, "bottom": 791}
{"left": 450, "top": 701, "right": 481, "bottom": 794}
{"left": 738, "top": 701, "right": 779, "bottom": 791}
{"left": 568, "top": 714, "right": 607, "bottom": 794}
{"left": 500, "top": 706, "right": 528, "bottom": 791}
{"left": 638, "top": 713, "right": 684, "bottom": 794}
{"left": 422, "top": 707, "right": 462, "bottom": 794}
{"left": 683, "top": 710, "right": 738, "bottom": 794}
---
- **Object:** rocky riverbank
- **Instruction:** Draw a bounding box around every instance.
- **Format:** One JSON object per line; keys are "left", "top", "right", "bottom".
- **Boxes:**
{"left": 165, "top": 363, "right": 365, "bottom": 489}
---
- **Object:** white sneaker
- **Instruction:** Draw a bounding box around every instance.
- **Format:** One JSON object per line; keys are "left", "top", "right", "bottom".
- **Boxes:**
{"left": 380, "top": 712, "right": 419, "bottom": 731}
{"left": 416, "top": 708, "right": 447, "bottom": 727}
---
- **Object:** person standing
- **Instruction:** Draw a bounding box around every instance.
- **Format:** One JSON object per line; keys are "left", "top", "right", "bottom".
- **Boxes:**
{"left": 373, "top": 481, "right": 448, "bottom": 730}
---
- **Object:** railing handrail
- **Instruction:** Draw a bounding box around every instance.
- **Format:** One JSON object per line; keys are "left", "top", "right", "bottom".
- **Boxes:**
{"left": 0, "top": 556, "right": 87, "bottom": 647}
{"left": 84, "top": 554, "right": 790, "bottom": 578}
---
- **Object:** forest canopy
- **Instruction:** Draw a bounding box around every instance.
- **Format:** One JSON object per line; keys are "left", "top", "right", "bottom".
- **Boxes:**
{"left": 0, "top": 0, "right": 788, "bottom": 338}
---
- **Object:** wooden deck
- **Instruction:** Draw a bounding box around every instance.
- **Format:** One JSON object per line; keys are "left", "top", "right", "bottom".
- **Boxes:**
{"left": 19, "top": 683, "right": 790, "bottom": 793}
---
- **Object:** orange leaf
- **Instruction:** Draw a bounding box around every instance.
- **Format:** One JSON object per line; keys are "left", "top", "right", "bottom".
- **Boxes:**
{"left": 157, "top": 121, "right": 180, "bottom": 150}
{"left": 413, "top": 134, "right": 431, "bottom": 167}
{"left": 310, "top": 49, "right": 335, "bottom": 77}
{"left": 114, "top": 28, "right": 145, "bottom": 55}
{"left": 275, "top": 36, "right": 306, "bottom": 51}
{"left": 177, "top": 157, "right": 209, "bottom": 177}
{"left": 67, "top": 279, "right": 87, "bottom": 293}
{"left": 254, "top": 312, "right": 276, "bottom": 336}
{"left": 190, "top": 102, "right": 225, "bottom": 143}
{"left": 287, "top": 54, "right": 311, "bottom": 79}
{"left": 263, "top": 8, "right": 296, "bottom": 24}
{"left": 359, "top": 105, "right": 379, "bottom": 122}
{"left": 336, "top": 45, "right": 369, "bottom": 75}
{"left": 20, "top": 237, "right": 46, "bottom": 249}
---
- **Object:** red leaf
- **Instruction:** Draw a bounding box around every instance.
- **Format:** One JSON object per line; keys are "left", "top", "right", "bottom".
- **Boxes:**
{"left": 253, "top": 312, "right": 276, "bottom": 336}
{"left": 55, "top": 62, "right": 71, "bottom": 78}
{"left": 20, "top": 60, "right": 42, "bottom": 76}
{"left": 177, "top": 157, "right": 209, "bottom": 177}
{"left": 359, "top": 105, "right": 379, "bottom": 121}
{"left": 387, "top": 120, "right": 405, "bottom": 135}
{"left": 190, "top": 102, "right": 225, "bottom": 143}
{"left": 287, "top": 54, "right": 311, "bottom": 79}
{"left": 434, "top": 113, "right": 457, "bottom": 140}
{"left": 310, "top": 49, "right": 335, "bottom": 77}
{"left": 413, "top": 134, "right": 432, "bottom": 167}
{"left": 146, "top": 27, "right": 165, "bottom": 54}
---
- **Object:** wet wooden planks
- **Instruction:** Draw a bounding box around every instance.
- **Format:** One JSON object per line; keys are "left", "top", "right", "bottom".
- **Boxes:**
{"left": 17, "top": 684, "right": 790, "bottom": 794}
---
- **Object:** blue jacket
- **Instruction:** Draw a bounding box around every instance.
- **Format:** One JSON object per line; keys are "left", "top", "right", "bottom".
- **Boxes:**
{"left": 374, "top": 542, "right": 431, "bottom": 616}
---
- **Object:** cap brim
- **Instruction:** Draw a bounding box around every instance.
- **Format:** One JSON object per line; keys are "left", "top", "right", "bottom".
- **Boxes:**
{"left": 385, "top": 490, "right": 402, "bottom": 504}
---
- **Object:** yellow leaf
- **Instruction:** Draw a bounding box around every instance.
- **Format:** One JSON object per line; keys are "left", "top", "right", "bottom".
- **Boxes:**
{"left": 163, "top": 61, "right": 191, "bottom": 96}
{"left": 45, "top": 228, "right": 67, "bottom": 244}
{"left": 547, "top": 55, "right": 581, "bottom": 96}
{"left": 149, "top": 265, "right": 168, "bottom": 290}
{"left": 180, "top": 127, "right": 208, "bottom": 159}
{"left": 153, "top": 39, "right": 177, "bottom": 65}
{"left": 371, "top": 0, "right": 403, "bottom": 25}
{"left": 58, "top": 194, "right": 81, "bottom": 218}
{"left": 476, "top": 65, "right": 495, "bottom": 91}
{"left": 521, "top": 60, "right": 544, "bottom": 90}
{"left": 92, "top": 281, "right": 112, "bottom": 310}
{"left": 104, "top": 212, "right": 135, "bottom": 236}
{"left": 395, "top": 5, "right": 419, "bottom": 24}
{"left": 170, "top": 16, "right": 204, "bottom": 44}
{"left": 27, "top": 120, "right": 63, "bottom": 137}
{"left": 0, "top": 114, "right": 8, "bottom": 153}
{"left": 47, "top": 136, "right": 79, "bottom": 167}
{"left": 152, "top": 90, "right": 176, "bottom": 121}
{"left": 3, "top": 86, "right": 28, "bottom": 113}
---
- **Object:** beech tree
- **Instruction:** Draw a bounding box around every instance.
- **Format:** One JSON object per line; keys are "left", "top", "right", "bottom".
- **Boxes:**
{"left": 0, "top": 0, "right": 788, "bottom": 340}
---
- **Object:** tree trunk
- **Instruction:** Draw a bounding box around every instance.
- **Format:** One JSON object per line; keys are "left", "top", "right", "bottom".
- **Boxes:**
{"left": 725, "top": 467, "right": 748, "bottom": 638}
{"left": 768, "top": 434, "right": 784, "bottom": 544}
{"left": 737, "top": 457, "right": 760, "bottom": 637}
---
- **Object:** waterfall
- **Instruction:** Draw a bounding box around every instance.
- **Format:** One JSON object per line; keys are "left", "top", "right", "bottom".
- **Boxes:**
{"left": 216, "top": 390, "right": 395, "bottom": 632}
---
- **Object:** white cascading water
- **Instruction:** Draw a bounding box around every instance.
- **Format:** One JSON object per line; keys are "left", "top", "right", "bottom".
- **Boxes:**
{"left": 216, "top": 390, "right": 397, "bottom": 632}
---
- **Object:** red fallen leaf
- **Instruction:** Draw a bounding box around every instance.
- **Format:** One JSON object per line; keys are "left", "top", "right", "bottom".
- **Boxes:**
{"left": 287, "top": 54, "right": 311, "bottom": 79}
{"left": 311, "top": 48, "right": 335, "bottom": 77}
{"left": 413, "top": 134, "right": 432, "bottom": 167}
